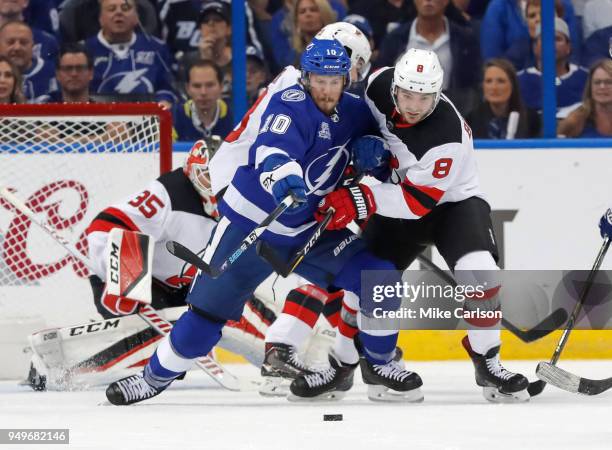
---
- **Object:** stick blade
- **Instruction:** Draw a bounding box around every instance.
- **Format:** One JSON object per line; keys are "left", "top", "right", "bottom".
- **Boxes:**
{"left": 527, "top": 379, "right": 547, "bottom": 396}
{"left": 536, "top": 362, "right": 580, "bottom": 393}
{"left": 578, "top": 376, "right": 612, "bottom": 396}
{"left": 256, "top": 241, "right": 291, "bottom": 277}
{"left": 165, "top": 240, "right": 216, "bottom": 276}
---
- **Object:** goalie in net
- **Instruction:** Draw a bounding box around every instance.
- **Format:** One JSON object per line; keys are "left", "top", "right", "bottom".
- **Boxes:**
{"left": 24, "top": 139, "right": 333, "bottom": 391}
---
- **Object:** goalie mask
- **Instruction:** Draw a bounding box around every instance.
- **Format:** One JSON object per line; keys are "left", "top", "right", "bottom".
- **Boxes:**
{"left": 183, "top": 139, "right": 219, "bottom": 218}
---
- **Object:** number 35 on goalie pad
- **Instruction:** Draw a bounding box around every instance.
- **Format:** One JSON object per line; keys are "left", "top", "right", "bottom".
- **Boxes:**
{"left": 102, "top": 229, "right": 154, "bottom": 316}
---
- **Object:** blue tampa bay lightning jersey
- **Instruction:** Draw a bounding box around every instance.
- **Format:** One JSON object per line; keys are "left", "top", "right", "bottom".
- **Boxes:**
{"left": 23, "top": 57, "right": 56, "bottom": 103}
{"left": 86, "top": 32, "right": 176, "bottom": 104}
{"left": 219, "top": 83, "right": 379, "bottom": 246}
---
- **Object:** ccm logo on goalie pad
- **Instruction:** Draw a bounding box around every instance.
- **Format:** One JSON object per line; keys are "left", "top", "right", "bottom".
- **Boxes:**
{"left": 69, "top": 319, "right": 120, "bottom": 336}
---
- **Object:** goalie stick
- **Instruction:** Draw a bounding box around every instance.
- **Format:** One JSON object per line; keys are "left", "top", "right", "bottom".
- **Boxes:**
{"left": 0, "top": 185, "right": 243, "bottom": 391}
{"left": 535, "top": 362, "right": 612, "bottom": 396}
{"left": 166, "top": 193, "right": 298, "bottom": 278}
{"left": 415, "top": 254, "right": 569, "bottom": 344}
{"left": 530, "top": 237, "right": 611, "bottom": 397}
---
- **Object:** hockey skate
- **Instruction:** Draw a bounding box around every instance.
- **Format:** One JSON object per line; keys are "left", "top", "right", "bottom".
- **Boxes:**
{"left": 105, "top": 372, "right": 168, "bottom": 406}
{"left": 259, "top": 342, "right": 314, "bottom": 397}
{"left": 21, "top": 362, "right": 47, "bottom": 391}
{"left": 462, "top": 336, "right": 530, "bottom": 403}
{"left": 288, "top": 351, "right": 357, "bottom": 401}
{"left": 360, "top": 356, "right": 424, "bottom": 402}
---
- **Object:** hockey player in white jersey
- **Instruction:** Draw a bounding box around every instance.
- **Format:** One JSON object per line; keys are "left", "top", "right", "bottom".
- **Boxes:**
{"left": 296, "top": 48, "right": 531, "bottom": 403}
{"left": 25, "top": 140, "right": 273, "bottom": 390}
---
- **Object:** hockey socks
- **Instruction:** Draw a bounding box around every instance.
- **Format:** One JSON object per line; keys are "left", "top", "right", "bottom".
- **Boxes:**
{"left": 146, "top": 309, "right": 225, "bottom": 383}
{"left": 332, "top": 292, "right": 359, "bottom": 364}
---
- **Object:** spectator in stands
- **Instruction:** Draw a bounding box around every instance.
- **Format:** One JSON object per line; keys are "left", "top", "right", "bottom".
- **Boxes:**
{"left": 0, "top": 0, "right": 59, "bottom": 61}
{"left": 246, "top": 45, "right": 268, "bottom": 106}
{"left": 172, "top": 60, "right": 233, "bottom": 141}
{"left": 0, "top": 54, "right": 24, "bottom": 103}
{"left": 85, "top": 0, "right": 175, "bottom": 107}
{"left": 480, "top": 0, "right": 581, "bottom": 71}
{"left": 24, "top": 0, "right": 59, "bottom": 36}
{"left": 162, "top": 0, "right": 263, "bottom": 65}
{"left": 518, "top": 17, "right": 588, "bottom": 118}
{"left": 349, "top": 0, "right": 414, "bottom": 49}
{"left": 466, "top": 58, "right": 540, "bottom": 139}
{"left": 376, "top": 0, "right": 481, "bottom": 115}
{"left": 58, "top": 0, "right": 159, "bottom": 43}
{"left": 0, "top": 21, "right": 56, "bottom": 102}
{"left": 558, "top": 59, "right": 612, "bottom": 137}
{"left": 47, "top": 43, "right": 94, "bottom": 103}
{"left": 177, "top": 1, "right": 233, "bottom": 96}
{"left": 271, "top": 0, "right": 337, "bottom": 69}
{"left": 581, "top": 0, "right": 612, "bottom": 67}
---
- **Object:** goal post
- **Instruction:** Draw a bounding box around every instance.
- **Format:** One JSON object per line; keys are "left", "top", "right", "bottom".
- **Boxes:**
{"left": 0, "top": 103, "right": 173, "bottom": 379}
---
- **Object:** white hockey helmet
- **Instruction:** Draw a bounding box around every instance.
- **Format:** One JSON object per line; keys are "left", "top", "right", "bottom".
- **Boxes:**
{"left": 183, "top": 139, "right": 220, "bottom": 218}
{"left": 392, "top": 48, "right": 444, "bottom": 118}
{"left": 316, "top": 21, "right": 372, "bottom": 82}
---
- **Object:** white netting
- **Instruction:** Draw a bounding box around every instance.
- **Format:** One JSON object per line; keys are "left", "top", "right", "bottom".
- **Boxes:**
{"left": 0, "top": 106, "right": 168, "bottom": 328}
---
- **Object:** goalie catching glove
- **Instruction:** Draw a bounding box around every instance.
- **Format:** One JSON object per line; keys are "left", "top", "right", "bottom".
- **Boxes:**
{"left": 315, "top": 184, "right": 376, "bottom": 230}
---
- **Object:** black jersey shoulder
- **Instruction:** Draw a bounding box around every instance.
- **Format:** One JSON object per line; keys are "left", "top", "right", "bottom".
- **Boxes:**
{"left": 404, "top": 97, "right": 464, "bottom": 159}
{"left": 366, "top": 67, "right": 396, "bottom": 114}
{"left": 367, "top": 68, "right": 464, "bottom": 160}
{"left": 157, "top": 168, "right": 210, "bottom": 218}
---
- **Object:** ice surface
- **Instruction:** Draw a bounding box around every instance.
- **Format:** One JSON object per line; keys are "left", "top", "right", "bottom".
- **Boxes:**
{"left": 1, "top": 360, "right": 611, "bottom": 450}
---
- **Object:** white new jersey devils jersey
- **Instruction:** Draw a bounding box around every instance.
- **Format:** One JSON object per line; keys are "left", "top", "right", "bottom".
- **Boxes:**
{"left": 209, "top": 65, "right": 301, "bottom": 195}
{"left": 86, "top": 169, "right": 216, "bottom": 288}
{"left": 364, "top": 67, "right": 485, "bottom": 220}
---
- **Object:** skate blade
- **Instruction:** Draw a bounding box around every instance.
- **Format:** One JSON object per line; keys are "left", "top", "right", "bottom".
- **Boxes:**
{"left": 259, "top": 377, "right": 291, "bottom": 397}
{"left": 483, "top": 386, "right": 530, "bottom": 403}
{"left": 286, "top": 390, "right": 347, "bottom": 402}
{"left": 367, "top": 385, "right": 424, "bottom": 403}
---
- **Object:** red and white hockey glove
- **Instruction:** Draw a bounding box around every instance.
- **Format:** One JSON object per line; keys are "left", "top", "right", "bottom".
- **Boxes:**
{"left": 101, "top": 289, "right": 141, "bottom": 316}
{"left": 315, "top": 185, "right": 376, "bottom": 230}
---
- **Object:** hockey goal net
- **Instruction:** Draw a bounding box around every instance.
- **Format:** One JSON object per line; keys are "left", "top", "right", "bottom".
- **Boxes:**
{"left": 0, "top": 103, "right": 172, "bottom": 379}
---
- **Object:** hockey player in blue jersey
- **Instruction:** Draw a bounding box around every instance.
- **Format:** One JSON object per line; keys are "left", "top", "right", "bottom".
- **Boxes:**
{"left": 105, "top": 38, "right": 423, "bottom": 405}
{"left": 86, "top": 0, "right": 176, "bottom": 107}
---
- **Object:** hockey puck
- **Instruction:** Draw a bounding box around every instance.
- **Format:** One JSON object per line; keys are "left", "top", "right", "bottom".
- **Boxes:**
{"left": 323, "top": 414, "right": 343, "bottom": 421}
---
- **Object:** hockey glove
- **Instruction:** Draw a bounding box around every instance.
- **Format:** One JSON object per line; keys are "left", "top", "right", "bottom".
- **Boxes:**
{"left": 315, "top": 184, "right": 376, "bottom": 230}
{"left": 260, "top": 154, "right": 308, "bottom": 215}
{"left": 351, "top": 135, "right": 391, "bottom": 181}
{"left": 600, "top": 207, "right": 612, "bottom": 239}
{"left": 101, "top": 289, "right": 141, "bottom": 316}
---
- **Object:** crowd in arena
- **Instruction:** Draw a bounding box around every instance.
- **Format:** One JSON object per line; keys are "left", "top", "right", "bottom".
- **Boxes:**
{"left": 0, "top": 0, "right": 610, "bottom": 139}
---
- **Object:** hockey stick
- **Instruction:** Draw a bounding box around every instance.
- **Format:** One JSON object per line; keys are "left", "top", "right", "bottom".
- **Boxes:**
{"left": 256, "top": 172, "right": 364, "bottom": 277}
{"left": 166, "top": 194, "right": 298, "bottom": 278}
{"left": 256, "top": 209, "right": 334, "bottom": 277}
{"left": 531, "top": 237, "right": 611, "bottom": 396}
{"left": 0, "top": 186, "right": 241, "bottom": 391}
{"left": 416, "top": 254, "right": 568, "bottom": 343}
{"left": 535, "top": 362, "right": 612, "bottom": 395}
